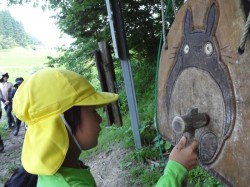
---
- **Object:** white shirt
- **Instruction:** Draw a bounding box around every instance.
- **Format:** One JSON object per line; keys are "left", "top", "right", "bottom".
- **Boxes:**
{"left": 0, "top": 82, "right": 13, "bottom": 102}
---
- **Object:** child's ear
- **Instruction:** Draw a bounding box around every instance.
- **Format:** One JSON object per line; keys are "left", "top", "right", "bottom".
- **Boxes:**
{"left": 205, "top": 4, "right": 217, "bottom": 36}
{"left": 184, "top": 8, "right": 193, "bottom": 37}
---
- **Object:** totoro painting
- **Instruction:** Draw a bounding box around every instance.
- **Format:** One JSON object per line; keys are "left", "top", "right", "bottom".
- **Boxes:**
{"left": 157, "top": 0, "right": 250, "bottom": 186}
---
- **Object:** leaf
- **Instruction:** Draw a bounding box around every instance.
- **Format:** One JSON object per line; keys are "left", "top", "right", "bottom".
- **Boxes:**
{"left": 153, "top": 136, "right": 159, "bottom": 142}
{"left": 164, "top": 141, "right": 172, "bottom": 150}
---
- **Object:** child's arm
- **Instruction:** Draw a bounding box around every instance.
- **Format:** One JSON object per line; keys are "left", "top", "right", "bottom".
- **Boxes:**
{"left": 155, "top": 136, "right": 199, "bottom": 187}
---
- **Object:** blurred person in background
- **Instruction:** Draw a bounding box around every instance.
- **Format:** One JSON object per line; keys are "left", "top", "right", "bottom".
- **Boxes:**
{"left": 0, "top": 72, "right": 15, "bottom": 129}
{"left": 0, "top": 85, "right": 3, "bottom": 152}
{"left": 11, "top": 77, "right": 24, "bottom": 136}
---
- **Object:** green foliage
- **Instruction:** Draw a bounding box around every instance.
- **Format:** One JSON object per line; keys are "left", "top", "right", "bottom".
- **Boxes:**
{"left": 8, "top": 0, "right": 184, "bottom": 63}
{"left": 46, "top": 0, "right": 165, "bottom": 62}
{"left": 126, "top": 164, "right": 163, "bottom": 187}
{"left": 187, "top": 166, "right": 223, "bottom": 187}
{"left": 0, "top": 121, "right": 8, "bottom": 138}
{"left": 164, "top": 141, "right": 172, "bottom": 150}
{"left": 122, "top": 145, "right": 165, "bottom": 186}
{"left": 140, "top": 122, "right": 155, "bottom": 146}
{"left": 0, "top": 10, "right": 41, "bottom": 49}
{"left": 128, "top": 147, "right": 159, "bottom": 163}
{"left": 46, "top": 39, "right": 97, "bottom": 79}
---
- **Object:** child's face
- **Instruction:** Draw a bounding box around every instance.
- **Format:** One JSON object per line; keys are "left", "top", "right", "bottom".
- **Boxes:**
{"left": 75, "top": 106, "right": 102, "bottom": 150}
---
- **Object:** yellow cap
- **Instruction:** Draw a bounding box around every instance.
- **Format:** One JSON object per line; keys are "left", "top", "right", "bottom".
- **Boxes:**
{"left": 13, "top": 68, "right": 118, "bottom": 175}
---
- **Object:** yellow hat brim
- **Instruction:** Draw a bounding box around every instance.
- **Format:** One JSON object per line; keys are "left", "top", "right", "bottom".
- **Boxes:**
{"left": 75, "top": 91, "right": 118, "bottom": 108}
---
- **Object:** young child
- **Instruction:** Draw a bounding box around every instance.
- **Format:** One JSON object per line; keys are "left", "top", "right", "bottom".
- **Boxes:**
{"left": 13, "top": 68, "right": 198, "bottom": 186}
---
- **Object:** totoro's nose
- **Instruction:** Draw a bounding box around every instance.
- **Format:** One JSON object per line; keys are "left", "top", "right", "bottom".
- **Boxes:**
{"left": 172, "top": 108, "right": 209, "bottom": 134}
{"left": 194, "top": 46, "right": 202, "bottom": 53}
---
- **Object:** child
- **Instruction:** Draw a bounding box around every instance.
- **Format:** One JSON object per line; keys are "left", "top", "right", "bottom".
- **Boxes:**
{"left": 13, "top": 68, "right": 198, "bottom": 186}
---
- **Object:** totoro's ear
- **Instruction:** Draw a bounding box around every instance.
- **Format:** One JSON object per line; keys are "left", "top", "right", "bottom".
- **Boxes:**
{"left": 205, "top": 4, "right": 217, "bottom": 35}
{"left": 184, "top": 8, "right": 193, "bottom": 36}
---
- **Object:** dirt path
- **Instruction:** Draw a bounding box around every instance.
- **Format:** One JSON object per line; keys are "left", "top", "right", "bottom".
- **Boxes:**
{"left": 85, "top": 148, "right": 130, "bottom": 187}
{"left": 0, "top": 122, "right": 130, "bottom": 186}
{"left": 0, "top": 122, "right": 25, "bottom": 186}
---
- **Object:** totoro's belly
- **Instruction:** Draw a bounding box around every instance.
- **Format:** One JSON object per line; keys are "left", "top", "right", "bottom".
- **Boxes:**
{"left": 169, "top": 67, "right": 225, "bottom": 163}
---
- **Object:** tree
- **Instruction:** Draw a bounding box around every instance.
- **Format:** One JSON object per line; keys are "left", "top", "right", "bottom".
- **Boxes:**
{"left": 7, "top": 0, "right": 183, "bottom": 63}
{"left": 0, "top": 10, "right": 41, "bottom": 48}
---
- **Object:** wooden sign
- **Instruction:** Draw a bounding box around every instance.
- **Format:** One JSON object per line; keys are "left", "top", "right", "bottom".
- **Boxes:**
{"left": 157, "top": 0, "right": 250, "bottom": 186}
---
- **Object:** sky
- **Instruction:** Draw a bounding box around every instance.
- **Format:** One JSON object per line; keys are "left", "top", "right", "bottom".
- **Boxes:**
{"left": 0, "top": 1, "right": 74, "bottom": 47}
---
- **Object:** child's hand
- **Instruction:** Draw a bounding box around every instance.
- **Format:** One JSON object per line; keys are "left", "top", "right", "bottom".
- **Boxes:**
{"left": 169, "top": 136, "right": 199, "bottom": 171}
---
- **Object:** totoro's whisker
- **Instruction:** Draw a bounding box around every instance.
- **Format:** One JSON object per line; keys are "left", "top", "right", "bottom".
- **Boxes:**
{"left": 170, "top": 48, "right": 177, "bottom": 52}
{"left": 170, "top": 52, "right": 177, "bottom": 55}
{"left": 221, "top": 55, "right": 232, "bottom": 59}
{"left": 220, "top": 45, "right": 230, "bottom": 50}
{"left": 172, "top": 46, "right": 179, "bottom": 49}
{"left": 169, "top": 56, "right": 176, "bottom": 59}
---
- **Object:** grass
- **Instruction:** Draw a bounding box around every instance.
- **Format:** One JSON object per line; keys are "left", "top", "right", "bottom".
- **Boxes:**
{"left": 0, "top": 120, "right": 8, "bottom": 138}
{"left": 188, "top": 166, "right": 224, "bottom": 187}
{"left": 0, "top": 47, "right": 58, "bottom": 82}
{"left": 0, "top": 109, "right": 8, "bottom": 138}
{"left": 0, "top": 47, "right": 58, "bottom": 66}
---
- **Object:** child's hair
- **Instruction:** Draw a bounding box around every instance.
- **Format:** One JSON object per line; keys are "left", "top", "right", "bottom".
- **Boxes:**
{"left": 64, "top": 106, "right": 82, "bottom": 135}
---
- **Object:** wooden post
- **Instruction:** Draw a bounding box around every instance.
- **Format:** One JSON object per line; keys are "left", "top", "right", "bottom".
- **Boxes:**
{"left": 106, "top": 0, "right": 141, "bottom": 149}
{"left": 94, "top": 50, "right": 114, "bottom": 126}
{"left": 98, "top": 41, "right": 123, "bottom": 126}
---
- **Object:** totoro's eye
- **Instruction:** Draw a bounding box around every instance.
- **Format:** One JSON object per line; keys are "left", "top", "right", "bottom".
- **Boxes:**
{"left": 204, "top": 42, "right": 213, "bottom": 56}
{"left": 183, "top": 44, "right": 189, "bottom": 54}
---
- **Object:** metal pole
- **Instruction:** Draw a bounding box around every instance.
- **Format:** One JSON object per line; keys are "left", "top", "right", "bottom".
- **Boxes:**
{"left": 105, "top": 0, "right": 142, "bottom": 149}
{"left": 161, "top": 0, "right": 167, "bottom": 49}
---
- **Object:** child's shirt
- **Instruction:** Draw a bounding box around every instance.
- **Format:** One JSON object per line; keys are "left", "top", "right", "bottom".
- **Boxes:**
{"left": 37, "top": 166, "right": 96, "bottom": 187}
{"left": 37, "top": 160, "right": 186, "bottom": 187}
{"left": 155, "top": 160, "right": 187, "bottom": 187}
